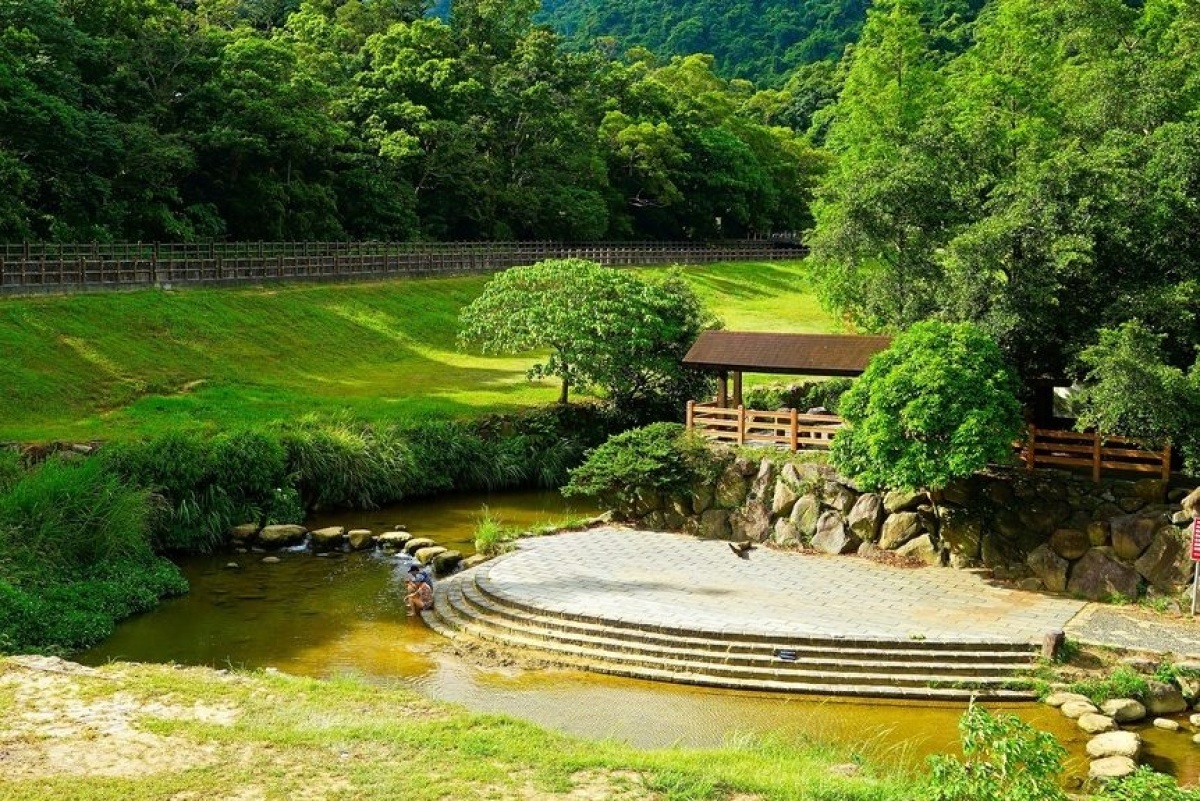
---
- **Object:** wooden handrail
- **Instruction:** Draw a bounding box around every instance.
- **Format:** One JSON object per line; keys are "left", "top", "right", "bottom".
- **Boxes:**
{"left": 1022, "top": 424, "right": 1171, "bottom": 483}
{"left": 687, "top": 402, "right": 843, "bottom": 452}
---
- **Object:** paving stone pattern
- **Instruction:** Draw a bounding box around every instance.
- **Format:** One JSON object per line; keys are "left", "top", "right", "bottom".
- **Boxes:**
{"left": 1067, "top": 605, "right": 1200, "bottom": 657}
{"left": 485, "top": 527, "right": 1087, "bottom": 645}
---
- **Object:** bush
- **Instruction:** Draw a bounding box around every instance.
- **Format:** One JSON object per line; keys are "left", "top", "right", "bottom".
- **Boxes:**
{"left": 563, "top": 423, "right": 720, "bottom": 510}
{"left": 925, "top": 704, "right": 1067, "bottom": 801}
{"left": 0, "top": 457, "right": 186, "bottom": 654}
{"left": 473, "top": 506, "right": 517, "bottom": 556}
{"left": 102, "top": 429, "right": 293, "bottom": 552}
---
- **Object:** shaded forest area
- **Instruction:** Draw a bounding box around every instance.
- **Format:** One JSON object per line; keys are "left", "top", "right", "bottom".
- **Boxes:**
{"left": 0, "top": 0, "right": 820, "bottom": 243}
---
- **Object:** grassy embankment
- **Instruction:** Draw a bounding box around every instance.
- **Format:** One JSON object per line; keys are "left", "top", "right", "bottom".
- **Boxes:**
{"left": 0, "top": 657, "right": 924, "bottom": 801}
{"left": 0, "top": 260, "right": 837, "bottom": 443}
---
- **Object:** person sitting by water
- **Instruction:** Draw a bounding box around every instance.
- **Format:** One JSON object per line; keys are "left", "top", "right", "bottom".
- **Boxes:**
{"left": 406, "top": 563, "right": 432, "bottom": 590}
{"left": 406, "top": 574, "right": 434, "bottom": 615}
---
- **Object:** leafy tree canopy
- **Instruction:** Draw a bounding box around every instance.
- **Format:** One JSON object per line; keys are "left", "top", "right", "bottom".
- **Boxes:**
{"left": 831, "top": 320, "right": 1022, "bottom": 493}
{"left": 456, "top": 259, "right": 718, "bottom": 418}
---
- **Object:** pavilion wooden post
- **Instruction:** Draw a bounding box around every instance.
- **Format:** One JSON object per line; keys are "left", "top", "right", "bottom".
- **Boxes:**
{"left": 717, "top": 371, "right": 728, "bottom": 407}
{"left": 732, "top": 371, "right": 743, "bottom": 407}
{"left": 736, "top": 405, "right": 746, "bottom": 445}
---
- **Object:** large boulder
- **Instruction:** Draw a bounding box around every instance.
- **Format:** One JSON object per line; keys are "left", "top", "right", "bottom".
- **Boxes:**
{"left": 748, "top": 459, "right": 776, "bottom": 502}
{"left": 847, "top": 494, "right": 884, "bottom": 543}
{"left": 415, "top": 545, "right": 447, "bottom": 565}
{"left": 309, "top": 526, "right": 346, "bottom": 548}
{"left": 1100, "top": 698, "right": 1146, "bottom": 724}
{"left": 993, "top": 508, "right": 1027, "bottom": 540}
{"left": 1181, "top": 486, "right": 1200, "bottom": 518}
{"left": 1077, "top": 713, "right": 1117, "bottom": 734}
{"left": 811, "top": 512, "right": 861, "bottom": 554}
{"left": 771, "top": 518, "right": 801, "bottom": 548}
{"left": 1086, "top": 731, "right": 1141, "bottom": 760}
{"left": 377, "top": 531, "right": 411, "bottom": 549}
{"left": 1018, "top": 500, "right": 1071, "bottom": 535}
{"left": 1145, "top": 680, "right": 1188, "bottom": 716}
{"left": 1089, "top": 756, "right": 1138, "bottom": 781}
{"left": 822, "top": 482, "right": 857, "bottom": 515}
{"left": 1087, "top": 520, "right": 1111, "bottom": 547}
{"left": 431, "top": 549, "right": 462, "bottom": 575}
{"left": 691, "top": 483, "right": 715, "bottom": 515}
{"left": 790, "top": 495, "right": 820, "bottom": 540}
{"left": 1110, "top": 513, "right": 1160, "bottom": 561}
{"left": 884, "top": 489, "right": 926, "bottom": 514}
{"left": 1026, "top": 545, "right": 1069, "bottom": 593}
{"left": 257, "top": 524, "right": 307, "bottom": 547}
{"left": 1061, "top": 700, "right": 1100, "bottom": 719}
{"left": 731, "top": 501, "right": 772, "bottom": 543}
{"left": 1135, "top": 527, "right": 1191, "bottom": 593}
{"left": 896, "top": 534, "right": 939, "bottom": 566}
{"left": 230, "top": 523, "right": 259, "bottom": 542}
{"left": 939, "top": 507, "right": 982, "bottom": 561}
{"left": 699, "top": 509, "right": 733, "bottom": 540}
{"left": 1049, "top": 529, "right": 1090, "bottom": 561}
{"left": 404, "top": 537, "right": 437, "bottom": 555}
{"left": 1134, "top": 478, "right": 1168, "bottom": 505}
{"left": 714, "top": 468, "right": 750, "bottom": 509}
{"left": 879, "top": 512, "right": 923, "bottom": 550}
{"left": 1066, "top": 548, "right": 1139, "bottom": 601}
{"left": 347, "top": 529, "right": 376, "bottom": 550}
{"left": 772, "top": 476, "right": 800, "bottom": 517}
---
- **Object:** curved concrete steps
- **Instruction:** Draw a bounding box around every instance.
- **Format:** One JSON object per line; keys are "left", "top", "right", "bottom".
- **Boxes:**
{"left": 424, "top": 562, "right": 1041, "bottom": 701}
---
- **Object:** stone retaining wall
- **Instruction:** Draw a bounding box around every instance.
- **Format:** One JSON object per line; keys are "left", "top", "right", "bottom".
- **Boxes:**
{"left": 624, "top": 448, "right": 1197, "bottom": 603}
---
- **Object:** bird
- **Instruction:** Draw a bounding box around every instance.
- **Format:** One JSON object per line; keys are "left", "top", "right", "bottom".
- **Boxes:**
{"left": 728, "top": 540, "right": 755, "bottom": 559}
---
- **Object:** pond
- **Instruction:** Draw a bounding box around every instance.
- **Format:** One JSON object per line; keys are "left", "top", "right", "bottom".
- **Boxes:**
{"left": 79, "top": 490, "right": 1199, "bottom": 783}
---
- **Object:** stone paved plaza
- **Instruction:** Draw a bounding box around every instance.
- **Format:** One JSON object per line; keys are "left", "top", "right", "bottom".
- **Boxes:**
{"left": 484, "top": 527, "right": 1089, "bottom": 645}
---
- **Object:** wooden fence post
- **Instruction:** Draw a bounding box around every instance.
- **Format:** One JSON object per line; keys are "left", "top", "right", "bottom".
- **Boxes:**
{"left": 789, "top": 408, "right": 799, "bottom": 452}
{"left": 1092, "top": 432, "right": 1102, "bottom": 483}
{"left": 1163, "top": 442, "right": 1173, "bottom": 483}
{"left": 737, "top": 405, "right": 746, "bottom": 446}
{"left": 1026, "top": 425, "right": 1037, "bottom": 471}
{"left": 686, "top": 400, "right": 695, "bottom": 432}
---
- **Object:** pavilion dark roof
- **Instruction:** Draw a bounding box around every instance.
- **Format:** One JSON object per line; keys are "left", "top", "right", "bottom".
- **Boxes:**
{"left": 683, "top": 331, "right": 892, "bottom": 377}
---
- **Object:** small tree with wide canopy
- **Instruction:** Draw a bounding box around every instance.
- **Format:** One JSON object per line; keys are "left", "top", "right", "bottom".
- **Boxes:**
{"left": 457, "top": 258, "right": 718, "bottom": 418}
{"left": 830, "top": 320, "right": 1023, "bottom": 495}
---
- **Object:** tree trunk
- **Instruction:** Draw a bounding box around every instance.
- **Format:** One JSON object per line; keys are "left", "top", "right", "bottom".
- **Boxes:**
{"left": 559, "top": 375, "right": 569, "bottom": 404}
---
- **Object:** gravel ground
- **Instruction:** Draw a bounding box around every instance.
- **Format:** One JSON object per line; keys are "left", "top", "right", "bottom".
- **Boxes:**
{"left": 1066, "top": 603, "right": 1200, "bottom": 657}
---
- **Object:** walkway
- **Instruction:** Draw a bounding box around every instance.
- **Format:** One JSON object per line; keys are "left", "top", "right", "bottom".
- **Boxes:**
{"left": 479, "top": 527, "right": 1085, "bottom": 645}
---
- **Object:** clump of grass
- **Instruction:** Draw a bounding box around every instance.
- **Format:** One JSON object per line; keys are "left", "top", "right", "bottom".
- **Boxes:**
{"left": 473, "top": 506, "right": 517, "bottom": 557}
{"left": 1068, "top": 665, "right": 1150, "bottom": 704}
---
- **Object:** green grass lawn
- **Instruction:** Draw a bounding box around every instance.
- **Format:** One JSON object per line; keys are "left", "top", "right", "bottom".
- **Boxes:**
{"left": 0, "top": 260, "right": 839, "bottom": 442}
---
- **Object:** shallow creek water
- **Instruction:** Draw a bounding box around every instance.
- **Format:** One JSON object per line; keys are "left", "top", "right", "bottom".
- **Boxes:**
{"left": 80, "top": 490, "right": 1200, "bottom": 783}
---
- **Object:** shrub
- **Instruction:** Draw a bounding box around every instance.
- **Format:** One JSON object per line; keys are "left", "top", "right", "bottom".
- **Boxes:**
{"left": 925, "top": 704, "right": 1067, "bottom": 801}
{"left": 563, "top": 423, "right": 719, "bottom": 510}
{"left": 473, "top": 506, "right": 516, "bottom": 556}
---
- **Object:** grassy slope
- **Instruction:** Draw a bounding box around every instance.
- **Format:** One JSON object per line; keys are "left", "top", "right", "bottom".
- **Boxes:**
{"left": 0, "top": 658, "right": 922, "bottom": 801}
{"left": 0, "top": 260, "right": 838, "bottom": 441}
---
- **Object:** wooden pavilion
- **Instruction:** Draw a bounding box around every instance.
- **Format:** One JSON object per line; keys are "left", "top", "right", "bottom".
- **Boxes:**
{"left": 682, "top": 331, "right": 892, "bottom": 408}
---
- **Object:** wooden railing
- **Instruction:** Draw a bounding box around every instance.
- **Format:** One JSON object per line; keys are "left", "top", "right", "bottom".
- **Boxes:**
{"left": 0, "top": 240, "right": 807, "bottom": 296}
{"left": 686, "top": 401, "right": 843, "bottom": 451}
{"left": 1021, "top": 426, "right": 1171, "bottom": 482}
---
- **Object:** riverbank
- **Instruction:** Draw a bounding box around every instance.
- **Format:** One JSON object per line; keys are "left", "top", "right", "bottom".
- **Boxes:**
{"left": 0, "top": 655, "right": 924, "bottom": 801}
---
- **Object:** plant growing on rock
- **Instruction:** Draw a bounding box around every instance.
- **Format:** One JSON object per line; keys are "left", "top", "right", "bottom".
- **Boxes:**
{"left": 831, "top": 321, "right": 1023, "bottom": 501}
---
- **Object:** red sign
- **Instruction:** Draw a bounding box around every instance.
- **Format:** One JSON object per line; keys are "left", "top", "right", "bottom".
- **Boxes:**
{"left": 1192, "top": 518, "right": 1200, "bottom": 561}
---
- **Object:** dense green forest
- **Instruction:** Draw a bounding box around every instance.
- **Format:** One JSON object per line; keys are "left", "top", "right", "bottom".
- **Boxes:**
{"left": 0, "top": 0, "right": 818, "bottom": 242}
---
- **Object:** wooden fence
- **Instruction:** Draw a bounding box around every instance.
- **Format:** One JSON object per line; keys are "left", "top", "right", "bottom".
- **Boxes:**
{"left": 686, "top": 407, "right": 1171, "bottom": 482}
{"left": 1021, "top": 426, "right": 1171, "bottom": 482}
{"left": 0, "top": 240, "right": 806, "bottom": 296}
{"left": 686, "top": 402, "right": 844, "bottom": 451}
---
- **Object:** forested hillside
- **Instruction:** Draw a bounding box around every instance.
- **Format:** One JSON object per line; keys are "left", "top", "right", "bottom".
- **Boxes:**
{"left": 0, "top": 0, "right": 818, "bottom": 242}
